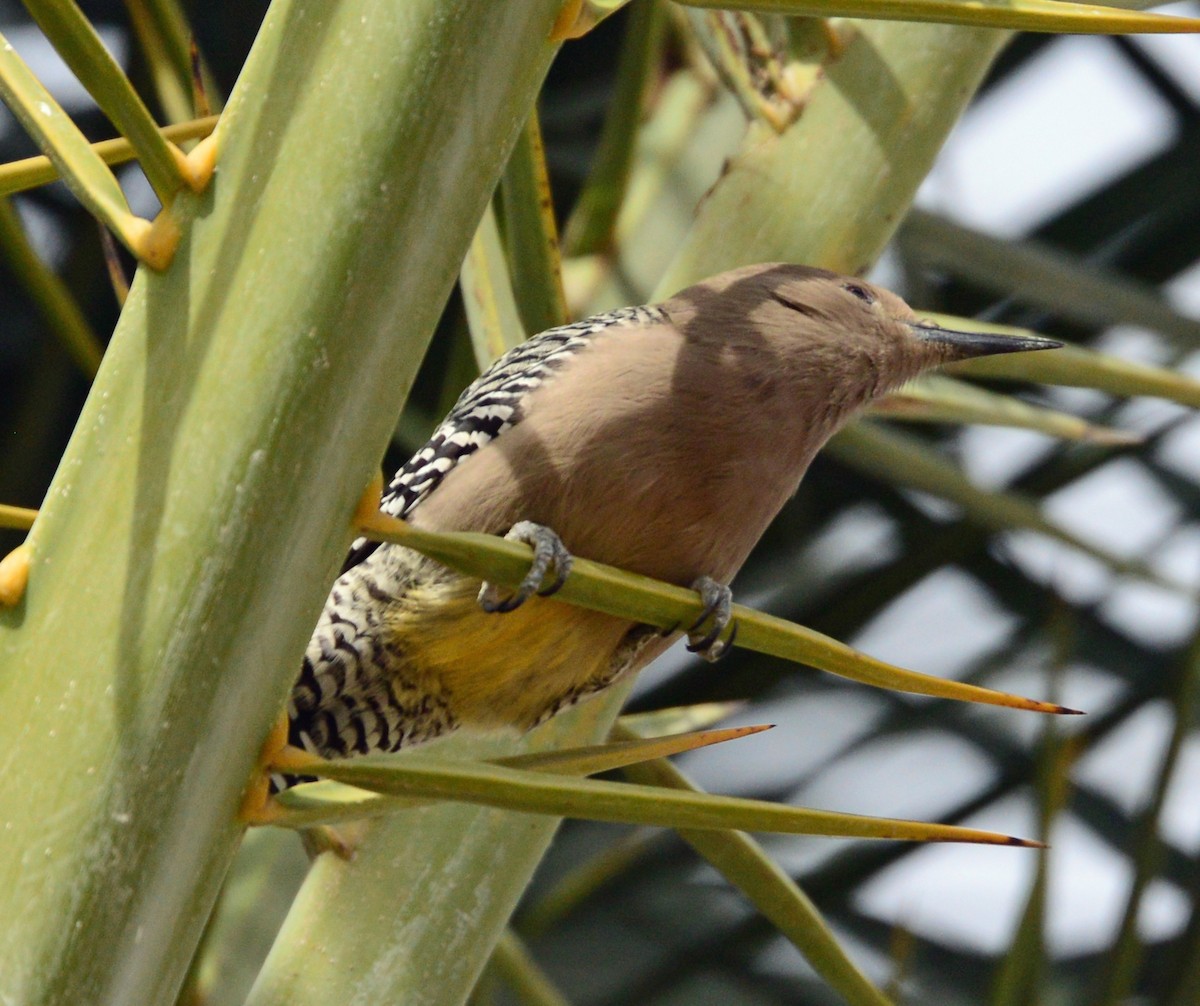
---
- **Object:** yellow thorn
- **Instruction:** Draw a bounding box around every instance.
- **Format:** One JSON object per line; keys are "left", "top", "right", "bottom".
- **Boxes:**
{"left": 353, "top": 471, "right": 386, "bottom": 529}
{"left": 127, "top": 209, "right": 181, "bottom": 271}
{"left": 240, "top": 720, "right": 356, "bottom": 856}
{"left": 821, "top": 21, "right": 846, "bottom": 59}
{"left": 184, "top": 133, "right": 219, "bottom": 192}
{"left": 167, "top": 137, "right": 218, "bottom": 194}
{"left": 549, "top": 0, "right": 593, "bottom": 41}
{"left": 352, "top": 472, "right": 418, "bottom": 545}
{"left": 167, "top": 142, "right": 196, "bottom": 192}
{"left": 239, "top": 712, "right": 322, "bottom": 824}
{"left": 0, "top": 543, "right": 31, "bottom": 607}
{"left": 349, "top": 473, "right": 420, "bottom": 555}
{"left": 238, "top": 770, "right": 280, "bottom": 825}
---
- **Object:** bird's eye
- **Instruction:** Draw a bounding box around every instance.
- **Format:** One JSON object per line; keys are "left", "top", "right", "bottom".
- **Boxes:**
{"left": 843, "top": 283, "right": 875, "bottom": 305}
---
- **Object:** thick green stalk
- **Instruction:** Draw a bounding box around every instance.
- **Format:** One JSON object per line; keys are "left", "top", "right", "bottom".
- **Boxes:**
{"left": 655, "top": 23, "right": 1007, "bottom": 295}
{"left": 0, "top": 1, "right": 561, "bottom": 1004}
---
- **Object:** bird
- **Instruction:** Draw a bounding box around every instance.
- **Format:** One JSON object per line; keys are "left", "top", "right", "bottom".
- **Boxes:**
{"left": 282, "top": 262, "right": 1058, "bottom": 780}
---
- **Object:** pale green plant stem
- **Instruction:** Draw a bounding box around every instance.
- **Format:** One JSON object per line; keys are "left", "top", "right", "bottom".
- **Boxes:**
{"left": 0, "top": 2, "right": 565, "bottom": 1003}
{"left": 0, "top": 198, "right": 103, "bottom": 378}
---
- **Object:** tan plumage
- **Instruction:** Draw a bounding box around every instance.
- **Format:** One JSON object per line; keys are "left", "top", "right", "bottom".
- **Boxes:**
{"left": 285, "top": 263, "right": 1057, "bottom": 768}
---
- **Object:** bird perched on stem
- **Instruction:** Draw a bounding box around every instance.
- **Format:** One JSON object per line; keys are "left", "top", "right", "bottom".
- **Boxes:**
{"left": 283, "top": 263, "right": 1057, "bottom": 781}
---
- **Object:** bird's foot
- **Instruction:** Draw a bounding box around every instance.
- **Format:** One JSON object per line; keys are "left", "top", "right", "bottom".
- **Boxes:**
{"left": 479, "top": 521, "right": 574, "bottom": 614}
{"left": 686, "top": 576, "right": 738, "bottom": 663}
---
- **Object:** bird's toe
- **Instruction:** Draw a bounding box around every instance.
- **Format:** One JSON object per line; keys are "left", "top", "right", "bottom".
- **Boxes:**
{"left": 685, "top": 576, "right": 736, "bottom": 663}
{"left": 478, "top": 521, "right": 574, "bottom": 613}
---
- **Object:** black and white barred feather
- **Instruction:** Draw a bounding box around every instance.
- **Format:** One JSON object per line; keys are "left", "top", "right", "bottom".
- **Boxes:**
{"left": 339, "top": 304, "right": 664, "bottom": 575}
{"left": 283, "top": 305, "right": 665, "bottom": 775}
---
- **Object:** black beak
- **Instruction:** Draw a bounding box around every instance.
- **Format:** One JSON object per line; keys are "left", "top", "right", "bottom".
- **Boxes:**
{"left": 910, "top": 321, "right": 1063, "bottom": 359}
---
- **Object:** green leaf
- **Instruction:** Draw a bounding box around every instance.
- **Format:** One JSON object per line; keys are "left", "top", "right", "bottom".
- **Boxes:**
{"left": 124, "top": 0, "right": 223, "bottom": 123}
{"left": 617, "top": 723, "right": 897, "bottom": 1006}
{"left": 270, "top": 725, "right": 774, "bottom": 828}
{"left": 500, "top": 110, "right": 569, "bottom": 334}
{"left": 901, "top": 210, "right": 1200, "bottom": 345}
{"left": 618, "top": 701, "right": 749, "bottom": 734}
{"left": 562, "top": 0, "right": 664, "bottom": 256}
{"left": 938, "top": 322, "right": 1200, "bottom": 409}
{"left": 290, "top": 751, "right": 1045, "bottom": 845}
{"left": 873, "top": 374, "right": 1139, "bottom": 444}
{"left": 0, "top": 199, "right": 103, "bottom": 378}
{"left": 501, "top": 723, "right": 774, "bottom": 775}
{"left": 677, "top": 0, "right": 1200, "bottom": 33}
{"left": 359, "top": 508, "right": 1077, "bottom": 714}
{"left": 462, "top": 203, "right": 529, "bottom": 370}
{"left": 654, "top": 26, "right": 1008, "bottom": 295}
{"left": 490, "top": 930, "right": 572, "bottom": 1006}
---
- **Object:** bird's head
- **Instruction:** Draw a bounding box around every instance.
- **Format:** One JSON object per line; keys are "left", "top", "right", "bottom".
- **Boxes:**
{"left": 661, "top": 262, "right": 1060, "bottom": 431}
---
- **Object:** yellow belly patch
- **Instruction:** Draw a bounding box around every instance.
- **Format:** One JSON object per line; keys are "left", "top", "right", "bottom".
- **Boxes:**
{"left": 384, "top": 582, "right": 635, "bottom": 730}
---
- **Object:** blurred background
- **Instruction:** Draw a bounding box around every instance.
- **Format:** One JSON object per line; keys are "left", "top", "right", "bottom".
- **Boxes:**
{"left": 3, "top": 2, "right": 1200, "bottom": 1003}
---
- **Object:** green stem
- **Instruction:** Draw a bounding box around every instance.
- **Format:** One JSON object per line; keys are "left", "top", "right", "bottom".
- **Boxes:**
{"left": 0, "top": 1, "right": 566, "bottom": 1002}
{"left": 0, "top": 114, "right": 218, "bottom": 197}
{"left": 500, "top": 109, "right": 569, "bottom": 332}
{"left": 124, "top": 0, "right": 224, "bottom": 121}
{"left": 562, "top": 0, "right": 664, "bottom": 256}
{"left": 0, "top": 28, "right": 150, "bottom": 257}
{"left": 0, "top": 198, "right": 104, "bottom": 377}
{"left": 490, "top": 931, "right": 572, "bottom": 1006}
{"left": 21, "top": 0, "right": 188, "bottom": 202}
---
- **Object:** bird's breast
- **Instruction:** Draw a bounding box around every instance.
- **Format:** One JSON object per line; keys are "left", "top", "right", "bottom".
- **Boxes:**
{"left": 384, "top": 582, "right": 636, "bottom": 731}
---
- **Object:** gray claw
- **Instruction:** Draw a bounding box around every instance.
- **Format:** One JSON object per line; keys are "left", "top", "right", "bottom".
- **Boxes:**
{"left": 478, "top": 521, "right": 574, "bottom": 614}
{"left": 685, "top": 576, "right": 736, "bottom": 663}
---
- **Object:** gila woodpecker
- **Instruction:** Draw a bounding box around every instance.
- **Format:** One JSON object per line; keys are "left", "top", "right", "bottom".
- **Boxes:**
{"left": 284, "top": 263, "right": 1057, "bottom": 777}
